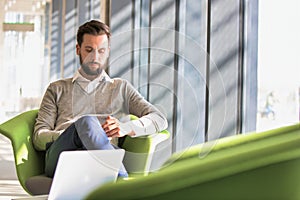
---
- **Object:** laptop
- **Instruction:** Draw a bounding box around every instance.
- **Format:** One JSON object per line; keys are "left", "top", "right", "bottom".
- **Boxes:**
{"left": 14, "top": 149, "right": 125, "bottom": 200}
{"left": 49, "top": 149, "right": 125, "bottom": 200}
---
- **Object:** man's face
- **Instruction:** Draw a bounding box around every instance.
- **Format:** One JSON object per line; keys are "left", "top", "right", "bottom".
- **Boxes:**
{"left": 76, "top": 34, "right": 109, "bottom": 76}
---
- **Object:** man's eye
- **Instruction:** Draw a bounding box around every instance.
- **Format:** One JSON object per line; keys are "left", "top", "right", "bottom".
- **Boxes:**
{"left": 85, "top": 49, "right": 93, "bottom": 53}
{"left": 98, "top": 48, "right": 106, "bottom": 54}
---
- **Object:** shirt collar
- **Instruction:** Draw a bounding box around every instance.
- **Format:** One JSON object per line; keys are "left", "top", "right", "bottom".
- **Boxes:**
{"left": 72, "top": 70, "right": 112, "bottom": 83}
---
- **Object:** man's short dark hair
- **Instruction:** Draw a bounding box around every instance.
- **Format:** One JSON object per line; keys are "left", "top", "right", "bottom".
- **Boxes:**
{"left": 77, "top": 20, "right": 111, "bottom": 47}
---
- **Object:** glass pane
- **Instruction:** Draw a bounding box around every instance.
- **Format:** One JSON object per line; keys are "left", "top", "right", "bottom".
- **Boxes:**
{"left": 0, "top": 6, "right": 48, "bottom": 123}
{"left": 257, "top": 0, "right": 300, "bottom": 131}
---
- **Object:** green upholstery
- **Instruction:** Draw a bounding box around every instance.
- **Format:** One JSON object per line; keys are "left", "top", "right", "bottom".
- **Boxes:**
{"left": 0, "top": 110, "right": 43, "bottom": 194}
{"left": 123, "top": 114, "right": 170, "bottom": 175}
{"left": 122, "top": 129, "right": 169, "bottom": 175}
{"left": 85, "top": 123, "right": 300, "bottom": 200}
{"left": 0, "top": 110, "right": 170, "bottom": 195}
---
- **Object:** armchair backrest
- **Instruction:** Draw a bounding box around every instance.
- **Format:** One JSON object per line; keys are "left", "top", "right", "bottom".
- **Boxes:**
{"left": 0, "top": 109, "right": 45, "bottom": 194}
{"left": 85, "top": 123, "right": 300, "bottom": 200}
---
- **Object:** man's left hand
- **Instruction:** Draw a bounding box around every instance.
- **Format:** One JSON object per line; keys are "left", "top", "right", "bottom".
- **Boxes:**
{"left": 102, "top": 116, "right": 124, "bottom": 138}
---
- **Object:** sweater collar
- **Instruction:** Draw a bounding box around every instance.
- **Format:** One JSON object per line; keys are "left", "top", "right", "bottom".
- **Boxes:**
{"left": 72, "top": 69, "right": 112, "bottom": 83}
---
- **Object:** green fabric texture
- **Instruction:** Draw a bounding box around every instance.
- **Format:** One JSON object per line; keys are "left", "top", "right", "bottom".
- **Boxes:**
{"left": 0, "top": 109, "right": 44, "bottom": 194}
{"left": 85, "top": 123, "right": 300, "bottom": 200}
{"left": 163, "top": 123, "right": 300, "bottom": 166}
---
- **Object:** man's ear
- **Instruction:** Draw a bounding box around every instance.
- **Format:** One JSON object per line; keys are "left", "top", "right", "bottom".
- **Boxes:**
{"left": 76, "top": 44, "right": 80, "bottom": 55}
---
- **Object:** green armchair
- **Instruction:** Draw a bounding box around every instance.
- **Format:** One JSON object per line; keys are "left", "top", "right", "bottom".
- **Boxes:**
{"left": 0, "top": 110, "right": 170, "bottom": 195}
{"left": 85, "top": 123, "right": 300, "bottom": 200}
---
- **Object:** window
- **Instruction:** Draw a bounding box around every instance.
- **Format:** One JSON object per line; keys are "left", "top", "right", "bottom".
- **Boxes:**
{"left": 0, "top": 10, "right": 47, "bottom": 123}
{"left": 256, "top": 0, "right": 300, "bottom": 131}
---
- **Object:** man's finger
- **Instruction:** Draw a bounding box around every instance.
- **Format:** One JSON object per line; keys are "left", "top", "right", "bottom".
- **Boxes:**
{"left": 106, "top": 127, "right": 120, "bottom": 137}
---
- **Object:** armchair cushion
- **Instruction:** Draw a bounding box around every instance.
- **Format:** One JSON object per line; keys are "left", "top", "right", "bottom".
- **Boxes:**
{"left": 25, "top": 175, "right": 53, "bottom": 195}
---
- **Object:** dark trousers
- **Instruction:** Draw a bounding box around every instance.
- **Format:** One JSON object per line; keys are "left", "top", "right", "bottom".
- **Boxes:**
{"left": 45, "top": 116, "right": 128, "bottom": 178}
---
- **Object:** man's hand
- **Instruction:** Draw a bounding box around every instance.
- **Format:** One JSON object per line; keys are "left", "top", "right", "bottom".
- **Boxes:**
{"left": 102, "top": 116, "right": 123, "bottom": 138}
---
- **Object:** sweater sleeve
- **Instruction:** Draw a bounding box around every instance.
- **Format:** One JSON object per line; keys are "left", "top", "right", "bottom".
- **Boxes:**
{"left": 33, "top": 83, "right": 62, "bottom": 151}
{"left": 120, "top": 80, "right": 168, "bottom": 137}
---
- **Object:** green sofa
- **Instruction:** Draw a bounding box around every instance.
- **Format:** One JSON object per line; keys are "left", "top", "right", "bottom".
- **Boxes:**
{"left": 85, "top": 123, "right": 300, "bottom": 200}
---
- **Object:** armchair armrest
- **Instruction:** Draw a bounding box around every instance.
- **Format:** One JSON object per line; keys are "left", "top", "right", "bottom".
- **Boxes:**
{"left": 120, "top": 115, "right": 170, "bottom": 176}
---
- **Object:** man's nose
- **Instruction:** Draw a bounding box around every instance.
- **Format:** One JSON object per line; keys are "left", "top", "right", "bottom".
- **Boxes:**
{"left": 91, "top": 50, "right": 100, "bottom": 60}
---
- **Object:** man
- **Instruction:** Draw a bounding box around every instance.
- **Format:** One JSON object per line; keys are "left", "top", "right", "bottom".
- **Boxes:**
{"left": 33, "top": 20, "right": 168, "bottom": 178}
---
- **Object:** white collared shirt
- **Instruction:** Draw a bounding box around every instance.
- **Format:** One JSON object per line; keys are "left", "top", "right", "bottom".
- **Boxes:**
{"left": 72, "top": 70, "right": 110, "bottom": 93}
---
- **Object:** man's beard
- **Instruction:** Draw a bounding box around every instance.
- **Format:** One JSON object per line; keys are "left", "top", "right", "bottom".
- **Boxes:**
{"left": 81, "top": 62, "right": 102, "bottom": 76}
{"left": 79, "top": 54, "right": 106, "bottom": 76}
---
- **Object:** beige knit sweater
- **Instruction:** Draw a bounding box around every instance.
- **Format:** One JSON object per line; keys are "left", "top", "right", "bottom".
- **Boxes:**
{"left": 33, "top": 72, "right": 168, "bottom": 151}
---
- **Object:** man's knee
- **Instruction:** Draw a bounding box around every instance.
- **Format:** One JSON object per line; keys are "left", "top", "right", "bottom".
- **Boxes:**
{"left": 74, "top": 115, "right": 111, "bottom": 150}
{"left": 75, "top": 116, "right": 99, "bottom": 129}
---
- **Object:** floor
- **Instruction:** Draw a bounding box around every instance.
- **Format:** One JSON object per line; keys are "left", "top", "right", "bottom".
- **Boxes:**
{"left": 0, "top": 134, "right": 30, "bottom": 200}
